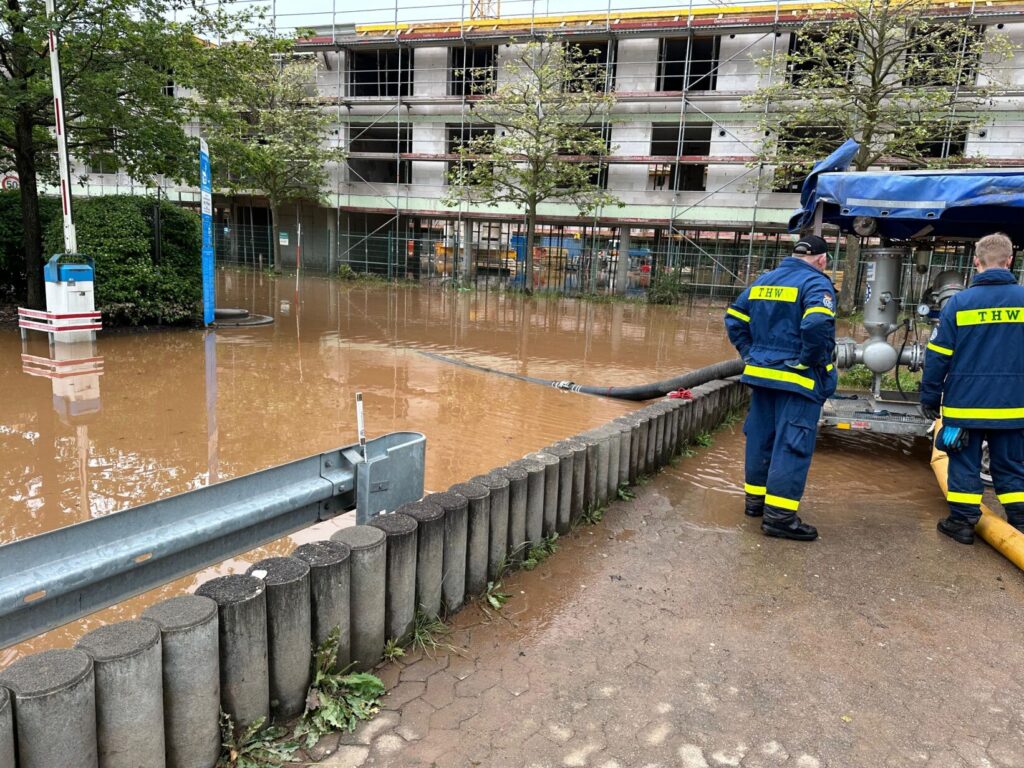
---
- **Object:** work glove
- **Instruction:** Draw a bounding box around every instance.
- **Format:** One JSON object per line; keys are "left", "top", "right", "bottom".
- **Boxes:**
{"left": 920, "top": 403, "right": 941, "bottom": 421}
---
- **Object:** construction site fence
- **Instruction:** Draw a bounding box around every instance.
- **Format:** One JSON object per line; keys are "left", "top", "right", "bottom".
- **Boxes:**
{"left": 214, "top": 224, "right": 1020, "bottom": 306}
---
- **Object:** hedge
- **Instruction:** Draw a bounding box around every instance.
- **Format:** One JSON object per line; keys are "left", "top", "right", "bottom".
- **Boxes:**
{"left": 42, "top": 195, "right": 202, "bottom": 326}
{"left": 0, "top": 190, "right": 61, "bottom": 300}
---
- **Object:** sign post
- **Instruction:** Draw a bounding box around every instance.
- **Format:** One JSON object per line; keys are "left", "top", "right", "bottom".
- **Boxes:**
{"left": 199, "top": 139, "right": 214, "bottom": 326}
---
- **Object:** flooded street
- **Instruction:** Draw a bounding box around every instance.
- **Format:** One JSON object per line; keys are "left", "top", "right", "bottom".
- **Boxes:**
{"left": 1, "top": 269, "right": 739, "bottom": 662}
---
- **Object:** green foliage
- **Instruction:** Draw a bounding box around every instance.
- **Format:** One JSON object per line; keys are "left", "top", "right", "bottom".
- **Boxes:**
{"left": 616, "top": 484, "right": 636, "bottom": 502}
{"left": 293, "top": 629, "right": 385, "bottom": 750}
{"left": 382, "top": 638, "right": 405, "bottom": 663}
{"left": 647, "top": 271, "right": 689, "bottom": 306}
{"left": 42, "top": 195, "right": 201, "bottom": 326}
{"left": 523, "top": 533, "right": 559, "bottom": 570}
{"left": 693, "top": 432, "right": 713, "bottom": 448}
{"left": 0, "top": 191, "right": 59, "bottom": 298}
{"left": 216, "top": 713, "right": 297, "bottom": 768}
{"left": 746, "top": 0, "right": 1013, "bottom": 181}
{"left": 412, "top": 610, "right": 456, "bottom": 655}
{"left": 579, "top": 504, "right": 606, "bottom": 526}
{"left": 484, "top": 581, "right": 510, "bottom": 611}
{"left": 837, "top": 364, "right": 921, "bottom": 392}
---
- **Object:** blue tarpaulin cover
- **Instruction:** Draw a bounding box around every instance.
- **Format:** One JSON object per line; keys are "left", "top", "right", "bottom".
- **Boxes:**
{"left": 790, "top": 141, "right": 1024, "bottom": 245}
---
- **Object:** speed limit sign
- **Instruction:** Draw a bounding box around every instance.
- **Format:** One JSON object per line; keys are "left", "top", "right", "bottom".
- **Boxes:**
{"left": 1, "top": 175, "right": 18, "bottom": 191}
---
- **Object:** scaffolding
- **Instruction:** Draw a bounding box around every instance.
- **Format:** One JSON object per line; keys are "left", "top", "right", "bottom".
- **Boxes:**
{"left": 103, "top": 0, "right": 1024, "bottom": 297}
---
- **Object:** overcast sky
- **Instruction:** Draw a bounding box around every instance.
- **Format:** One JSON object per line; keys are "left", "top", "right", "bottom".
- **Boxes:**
{"left": 200, "top": 0, "right": 735, "bottom": 32}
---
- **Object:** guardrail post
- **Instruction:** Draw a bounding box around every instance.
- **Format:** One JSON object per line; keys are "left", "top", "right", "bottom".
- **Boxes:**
{"left": 0, "top": 649, "right": 97, "bottom": 768}
{"left": 368, "top": 513, "right": 419, "bottom": 644}
{"left": 451, "top": 481, "right": 490, "bottom": 596}
{"left": 246, "top": 557, "right": 312, "bottom": 719}
{"left": 330, "top": 526, "right": 386, "bottom": 670}
{"left": 424, "top": 491, "right": 468, "bottom": 614}
{"left": 76, "top": 620, "right": 165, "bottom": 768}
{"left": 142, "top": 595, "right": 221, "bottom": 768}
{"left": 292, "top": 541, "right": 352, "bottom": 670}
{"left": 195, "top": 574, "right": 270, "bottom": 729}
{"left": 471, "top": 473, "right": 510, "bottom": 581}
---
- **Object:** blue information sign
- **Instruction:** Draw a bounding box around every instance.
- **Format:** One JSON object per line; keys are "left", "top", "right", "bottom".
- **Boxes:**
{"left": 199, "top": 139, "right": 214, "bottom": 326}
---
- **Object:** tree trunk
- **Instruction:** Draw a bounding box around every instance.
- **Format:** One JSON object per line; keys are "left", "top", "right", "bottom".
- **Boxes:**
{"left": 838, "top": 233, "right": 861, "bottom": 315}
{"left": 524, "top": 205, "right": 536, "bottom": 295}
{"left": 15, "top": 108, "right": 45, "bottom": 309}
{"left": 270, "top": 201, "right": 282, "bottom": 274}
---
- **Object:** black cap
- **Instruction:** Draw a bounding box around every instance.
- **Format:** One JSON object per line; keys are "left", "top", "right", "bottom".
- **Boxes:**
{"left": 793, "top": 235, "right": 829, "bottom": 256}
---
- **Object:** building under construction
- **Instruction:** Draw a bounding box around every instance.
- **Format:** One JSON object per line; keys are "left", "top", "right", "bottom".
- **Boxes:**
{"left": 72, "top": 0, "right": 1024, "bottom": 296}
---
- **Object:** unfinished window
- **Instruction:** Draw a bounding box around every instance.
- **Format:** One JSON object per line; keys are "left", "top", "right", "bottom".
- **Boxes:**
{"left": 772, "top": 125, "right": 845, "bottom": 192}
{"left": 906, "top": 25, "right": 983, "bottom": 87}
{"left": 348, "top": 48, "right": 413, "bottom": 97}
{"left": 649, "top": 123, "right": 712, "bottom": 192}
{"left": 347, "top": 123, "right": 412, "bottom": 184}
{"left": 450, "top": 46, "right": 496, "bottom": 96}
{"left": 566, "top": 40, "right": 616, "bottom": 92}
{"left": 787, "top": 29, "right": 857, "bottom": 86}
{"left": 915, "top": 124, "right": 969, "bottom": 161}
{"left": 658, "top": 37, "right": 719, "bottom": 91}
{"left": 446, "top": 124, "right": 495, "bottom": 179}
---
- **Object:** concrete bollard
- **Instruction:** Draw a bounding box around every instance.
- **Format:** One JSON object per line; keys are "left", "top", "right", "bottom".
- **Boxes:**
{"left": 525, "top": 452, "right": 560, "bottom": 538}
{"left": 543, "top": 443, "right": 575, "bottom": 534}
{"left": 0, "top": 649, "right": 97, "bottom": 768}
{"left": 424, "top": 491, "right": 469, "bottom": 614}
{"left": 368, "top": 513, "right": 419, "bottom": 644}
{"left": 142, "top": 595, "right": 220, "bottom": 768}
{"left": 76, "top": 620, "right": 165, "bottom": 768}
{"left": 651, "top": 405, "right": 667, "bottom": 470}
{"left": 602, "top": 426, "right": 621, "bottom": 501}
{"left": 514, "top": 457, "right": 546, "bottom": 548}
{"left": 607, "top": 421, "right": 630, "bottom": 489}
{"left": 678, "top": 398, "right": 695, "bottom": 447}
{"left": 658, "top": 402, "right": 675, "bottom": 466}
{"left": 451, "top": 481, "right": 490, "bottom": 597}
{"left": 635, "top": 415, "right": 650, "bottom": 478}
{"left": 578, "top": 433, "right": 601, "bottom": 513}
{"left": 0, "top": 689, "right": 13, "bottom": 768}
{"left": 245, "top": 557, "right": 311, "bottom": 720}
{"left": 595, "top": 430, "right": 612, "bottom": 506}
{"left": 195, "top": 575, "right": 269, "bottom": 729}
{"left": 491, "top": 465, "right": 528, "bottom": 564}
{"left": 615, "top": 414, "right": 642, "bottom": 483}
{"left": 395, "top": 500, "right": 445, "bottom": 619}
{"left": 292, "top": 541, "right": 352, "bottom": 668}
{"left": 330, "top": 525, "right": 386, "bottom": 671}
{"left": 471, "top": 472, "right": 510, "bottom": 580}
{"left": 646, "top": 406, "right": 660, "bottom": 471}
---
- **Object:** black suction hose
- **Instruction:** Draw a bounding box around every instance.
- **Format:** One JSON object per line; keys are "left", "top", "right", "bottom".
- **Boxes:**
{"left": 419, "top": 351, "right": 744, "bottom": 401}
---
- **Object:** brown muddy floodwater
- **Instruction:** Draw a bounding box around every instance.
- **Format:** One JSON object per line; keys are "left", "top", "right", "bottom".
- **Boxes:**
{"left": 1, "top": 269, "right": 747, "bottom": 664}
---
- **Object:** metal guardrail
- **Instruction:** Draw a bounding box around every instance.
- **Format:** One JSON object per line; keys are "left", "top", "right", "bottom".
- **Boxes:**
{"left": 0, "top": 431, "right": 426, "bottom": 649}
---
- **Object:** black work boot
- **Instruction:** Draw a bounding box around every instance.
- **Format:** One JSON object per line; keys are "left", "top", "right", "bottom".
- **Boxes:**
{"left": 1005, "top": 513, "right": 1024, "bottom": 535}
{"left": 937, "top": 515, "right": 975, "bottom": 545}
{"left": 761, "top": 507, "right": 818, "bottom": 541}
{"left": 744, "top": 493, "right": 765, "bottom": 518}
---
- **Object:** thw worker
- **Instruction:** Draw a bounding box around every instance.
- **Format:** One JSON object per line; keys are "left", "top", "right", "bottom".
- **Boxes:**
{"left": 724, "top": 235, "right": 838, "bottom": 541}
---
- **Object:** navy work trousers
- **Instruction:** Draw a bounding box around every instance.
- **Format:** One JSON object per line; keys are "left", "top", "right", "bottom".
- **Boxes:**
{"left": 743, "top": 386, "right": 823, "bottom": 519}
{"left": 946, "top": 428, "right": 1024, "bottom": 526}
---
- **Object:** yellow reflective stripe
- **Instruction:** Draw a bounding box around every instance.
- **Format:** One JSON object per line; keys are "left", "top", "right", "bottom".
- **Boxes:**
{"left": 726, "top": 307, "right": 750, "bottom": 323}
{"left": 947, "top": 491, "right": 983, "bottom": 505}
{"left": 743, "top": 364, "right": 816, "bottom": 391}
{"left": 826, "top": 363, "right": 834, "bottom": 372}
{"left": 750, "top": 285, "right": 798, "bottom": 302}
{"left": 765, "top": 494, "right": 800, "bottom": 511}
{"left": 744, "top": 483, "right": 766, "bottom": 496}
{"left": 803, "top": 306, "right": 835, "bottom": 319}
{"left": 956, "top": 307, "right": 1024, "bottom": 326}
{"left": 927, "top": 342, "right": 954, "bottom": 356}
{"left": 942, "top": 406, "right": 1024, "bottom": 420}
{"left": 997, "top": 491, "right": 1024, "bottom": 505}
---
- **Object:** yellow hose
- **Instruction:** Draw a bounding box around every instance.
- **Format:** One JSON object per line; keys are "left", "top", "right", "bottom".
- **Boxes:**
{"left": 930, "top": 420, "right": 1024, "bottom": 570}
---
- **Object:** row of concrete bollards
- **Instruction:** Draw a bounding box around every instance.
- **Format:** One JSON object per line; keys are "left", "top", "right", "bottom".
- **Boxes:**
{"left": 0, "top": 379, "right": 747, "bottom": 768}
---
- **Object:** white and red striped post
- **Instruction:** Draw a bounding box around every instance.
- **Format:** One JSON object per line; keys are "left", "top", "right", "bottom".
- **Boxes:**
{"left": 46, "top": 0, "right": 77, "bottom": 255}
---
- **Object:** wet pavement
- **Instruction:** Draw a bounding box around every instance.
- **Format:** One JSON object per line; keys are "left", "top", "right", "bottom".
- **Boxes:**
{"left": 317, "top": 426, "right": 1024, "bottom": 768}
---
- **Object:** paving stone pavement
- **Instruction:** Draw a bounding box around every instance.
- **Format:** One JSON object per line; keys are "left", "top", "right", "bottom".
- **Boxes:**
{"left": 317, "top": 426, "right": 1024, "bottom": 768}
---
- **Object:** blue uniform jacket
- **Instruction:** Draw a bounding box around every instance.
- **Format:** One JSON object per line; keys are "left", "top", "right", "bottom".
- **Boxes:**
{"left": 724, "top": 256, "right": 838, "bottom": 404}
{"left": 920, "top": 267, "right": 1024, "bottom": 429}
